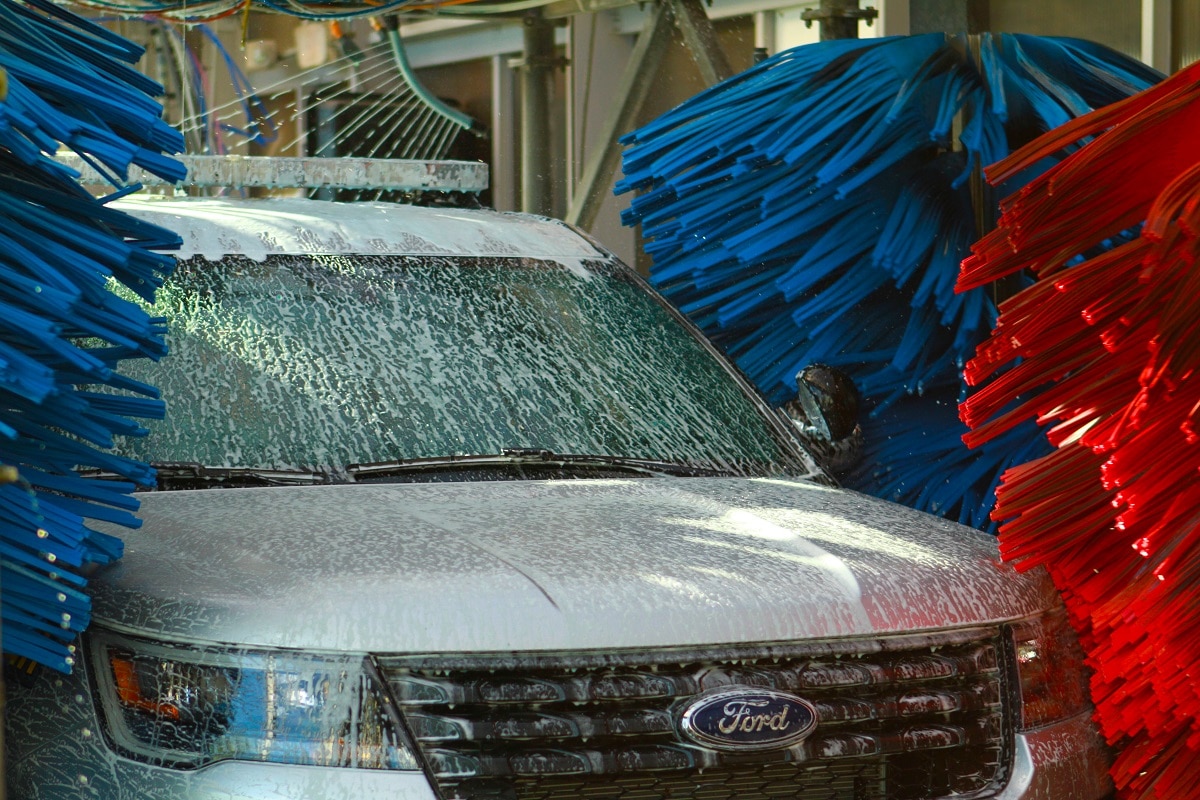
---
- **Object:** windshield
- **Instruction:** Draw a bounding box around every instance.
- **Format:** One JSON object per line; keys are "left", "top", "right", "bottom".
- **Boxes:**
{"left": 109, "top": 252, "right": 812, "bottom": 479}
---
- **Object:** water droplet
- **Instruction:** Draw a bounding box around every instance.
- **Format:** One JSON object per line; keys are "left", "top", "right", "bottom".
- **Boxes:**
{"left": 81, "top": 727, "right": 93, "bottom": 738}
{"left": 77, "top": 775, "right": 89, "bottom": 786}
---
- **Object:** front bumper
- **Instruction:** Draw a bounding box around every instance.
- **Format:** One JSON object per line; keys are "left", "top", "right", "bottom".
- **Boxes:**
{"left": 6, "top": 664, "right": 1112, "bottom": 800}
{"left": 1000, "top": 711, "right": 1114, "bottom": 800}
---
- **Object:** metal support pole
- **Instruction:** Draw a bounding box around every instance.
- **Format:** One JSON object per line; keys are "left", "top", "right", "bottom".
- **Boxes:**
{"left": 754, "top": 10, "right": 776, "bottom": 62}
{"left": 491, "top": 53, "right": 519, "bottom": 212}
{"left": 908, "top": 0, "right": 987, "bottom": 34}
{"left": 802, "top": 0, "right": 879, "bottom": 40}
{"left": 668, "top": 0, "right": 734, "bottom": 85}
{"left": 518, "top": 12, "right": 558, "bottom": 215}
{"left": 565, "top": 0, "right": 671, "bottom": 230}
{"left": 1141, "top": 0, "right": 1172, "bottom": 73}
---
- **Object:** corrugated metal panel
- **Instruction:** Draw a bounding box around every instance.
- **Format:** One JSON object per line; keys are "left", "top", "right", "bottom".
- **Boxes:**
{"left": 1175, "top": 0, "right": 1200, "bottom": 69}
{"left": 988, "top": 0, "right": 1141, "bottom": 59}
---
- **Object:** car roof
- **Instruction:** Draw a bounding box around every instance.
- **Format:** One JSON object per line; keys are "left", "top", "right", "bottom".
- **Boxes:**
{"left": 114, "top": 196, "right": 607, "bottom": 262}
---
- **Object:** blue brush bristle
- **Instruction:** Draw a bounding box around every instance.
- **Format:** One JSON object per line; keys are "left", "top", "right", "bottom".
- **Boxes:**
{"left": 0, "top": 0, "right": 182, "bottom": 672}
{"left": 618, "top": 32, "right": 1161, "bottom": 531}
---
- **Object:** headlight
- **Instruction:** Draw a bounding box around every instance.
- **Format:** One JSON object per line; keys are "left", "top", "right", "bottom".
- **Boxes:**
{"left": 89, "top": 629, "right": 420, "bottom": 771}
{"left": 1008, "top": 606, "right": 1093, "bottom": 730}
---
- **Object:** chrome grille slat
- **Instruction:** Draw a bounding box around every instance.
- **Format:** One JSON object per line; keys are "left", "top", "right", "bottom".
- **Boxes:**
{"left": 419, "top": 715, "right": 1002, "bottom": 777}
{"left": 378, "top": 634, "right": 1011, "bottom": 800}
{"left": 409, "top": 708, "right": 679, "bottom": 743}
{"left": 388, "top": 644, "right": 997, "bottom": 706}
{"left": 511, "top": 761, "right": 888, "bottom": 800}
{"left": 405, "top": 682, "right": 999, "bottom": 745}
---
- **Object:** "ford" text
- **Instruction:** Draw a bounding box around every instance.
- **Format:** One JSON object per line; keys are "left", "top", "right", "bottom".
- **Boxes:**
{"left": 716, "top": 699, "right": 792, "bottom": 734}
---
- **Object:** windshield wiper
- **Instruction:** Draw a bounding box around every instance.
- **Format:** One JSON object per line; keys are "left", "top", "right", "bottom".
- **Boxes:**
{"left": 81, "top": 462, "right": 333, "bottom": 489}
{"left": 347, "top": 448, "right": 732, "bottom": 480}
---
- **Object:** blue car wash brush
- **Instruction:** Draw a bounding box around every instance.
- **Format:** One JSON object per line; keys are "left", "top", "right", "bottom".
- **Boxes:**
{"left": 617, "top": 32, "right": 1160, "bottom": 530}
{"left": 0, "top": 0, "right": 182, "bottom": 673}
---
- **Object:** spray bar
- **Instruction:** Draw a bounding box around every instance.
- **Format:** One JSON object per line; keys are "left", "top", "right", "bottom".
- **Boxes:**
{"left": 55, "top": 154, "right": 489, "bottom": 192}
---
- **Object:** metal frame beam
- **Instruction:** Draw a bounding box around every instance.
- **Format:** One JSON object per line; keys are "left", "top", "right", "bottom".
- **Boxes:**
{"left": 565, "top": 0, "right": 671, "bottom": 228}
{"left": 565, "top": 0, "right": 731, "bottom": 230}
{"left": 670, "top": 0, "right": 736, "bottom": 84}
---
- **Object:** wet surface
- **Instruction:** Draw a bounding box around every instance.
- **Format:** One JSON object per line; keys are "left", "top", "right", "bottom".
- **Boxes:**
{"left": 89, "top": 477, "right": 1058, "bottom": 653}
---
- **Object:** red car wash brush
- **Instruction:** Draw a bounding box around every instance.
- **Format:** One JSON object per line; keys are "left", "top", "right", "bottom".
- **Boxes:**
{"left": 958, "top": 60, "right": 1200, "bottom": 800}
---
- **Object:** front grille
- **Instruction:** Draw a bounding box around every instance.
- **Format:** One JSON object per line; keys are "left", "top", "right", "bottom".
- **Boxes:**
{"left": 376, "top": 630, "right": 1011, "bottom": 800}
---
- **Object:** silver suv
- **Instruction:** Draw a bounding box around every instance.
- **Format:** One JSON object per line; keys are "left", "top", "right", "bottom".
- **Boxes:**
{"left": 5, "top": 191, "right": 1110, "bottom": 799}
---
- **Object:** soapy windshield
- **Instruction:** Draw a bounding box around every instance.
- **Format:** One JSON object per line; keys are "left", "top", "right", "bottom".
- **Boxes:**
{"left": 112, "top": 253, "right": 807, "bottom": 478}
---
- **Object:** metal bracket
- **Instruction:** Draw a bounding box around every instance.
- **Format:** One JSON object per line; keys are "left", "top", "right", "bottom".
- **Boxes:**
{"left": 800, "top": 7, "right": 879, "bottom": 23}
{"left": 508, "top": 54, "right": 571, "bottom": 70}
{"left": 801, "top": 1, "right": 878, "bottom": 38}
{"left": 510, "top": 14, "right": 571, "bottom": 71}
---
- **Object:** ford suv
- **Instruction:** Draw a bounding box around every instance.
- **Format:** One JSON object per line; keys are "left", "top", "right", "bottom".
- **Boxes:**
{"left": 5, "top": 177, "right": 1110, "bottom": 799}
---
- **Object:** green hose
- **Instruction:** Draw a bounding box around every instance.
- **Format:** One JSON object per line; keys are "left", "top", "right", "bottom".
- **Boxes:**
{"left": 382, "top": 17, "right": 477, "bottom": 134}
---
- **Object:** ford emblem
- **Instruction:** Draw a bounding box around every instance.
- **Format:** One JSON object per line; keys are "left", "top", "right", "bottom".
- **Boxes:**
{"left": 679, "top": 687, "right": 818, "bottom": 752}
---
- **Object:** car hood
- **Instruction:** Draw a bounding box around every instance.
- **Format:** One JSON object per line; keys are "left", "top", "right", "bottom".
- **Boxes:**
{"left": 90, "top": 477, "right": 1059, "bottom": 653}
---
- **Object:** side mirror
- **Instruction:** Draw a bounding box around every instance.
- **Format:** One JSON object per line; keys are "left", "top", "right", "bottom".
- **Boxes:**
{"left": 780, "top": 364, "right": 863, "bottom": 475}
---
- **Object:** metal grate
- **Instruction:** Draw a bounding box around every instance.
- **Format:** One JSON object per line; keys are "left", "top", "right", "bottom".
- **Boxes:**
{"left": 376, "top": 632, "right": 1011, "bottom": 800}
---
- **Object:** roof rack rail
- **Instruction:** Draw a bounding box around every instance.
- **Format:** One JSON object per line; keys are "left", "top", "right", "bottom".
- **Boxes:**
{"left": 56, "top": 155, "right": 489, "bottom": 193}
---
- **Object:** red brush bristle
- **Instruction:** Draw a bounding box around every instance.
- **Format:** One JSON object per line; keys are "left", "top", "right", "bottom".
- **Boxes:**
{"left": 960, "top": 61, "right": 1200, "bottom": 799}
{"left": 958, "top": 63, "right": 1200, "bottom": 295}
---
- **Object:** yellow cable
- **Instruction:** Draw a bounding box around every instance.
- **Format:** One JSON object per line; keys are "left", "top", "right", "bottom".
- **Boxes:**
{"left": 241, "top": 0, "right": 252, "bottom": 45}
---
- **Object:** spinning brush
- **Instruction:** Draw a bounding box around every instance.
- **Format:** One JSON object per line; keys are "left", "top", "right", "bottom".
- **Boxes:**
{"left": 618, "top": 32, "right": 1160, "bottom": 529}
{"left": 960, "top": 60, "right": 1200, "bottom": 800}
{"left": 0, "top": 0, "right": 182, "bottom": 673}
